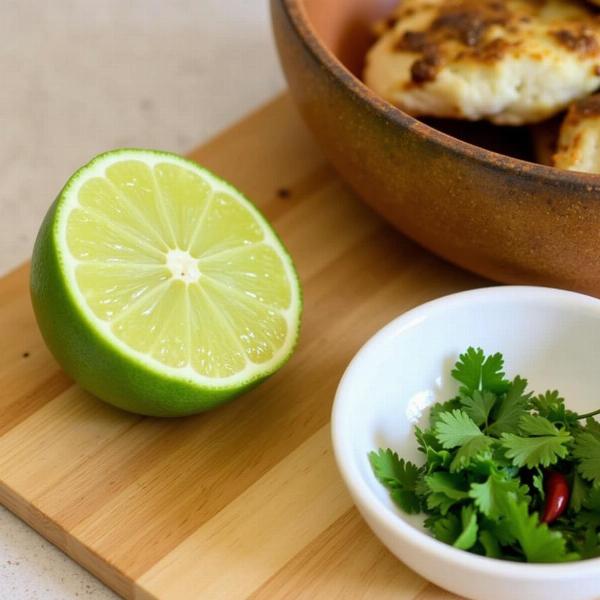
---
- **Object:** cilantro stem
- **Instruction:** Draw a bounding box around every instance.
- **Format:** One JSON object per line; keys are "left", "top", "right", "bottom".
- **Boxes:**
{"left": 575, "top": 408, "right": 600, "bottom": 420}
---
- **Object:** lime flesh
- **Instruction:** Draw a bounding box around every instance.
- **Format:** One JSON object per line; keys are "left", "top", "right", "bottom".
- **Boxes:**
{"left": 30, "top": 150, "right": 302, "bottom": 416}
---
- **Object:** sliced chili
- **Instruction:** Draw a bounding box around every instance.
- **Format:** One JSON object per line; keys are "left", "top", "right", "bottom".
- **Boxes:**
{"left": 541, "top": 471, "right": 570, "bottom": 524}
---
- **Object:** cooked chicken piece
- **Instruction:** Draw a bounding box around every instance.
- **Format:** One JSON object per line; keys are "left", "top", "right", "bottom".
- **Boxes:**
{"left": 530, "top": 118, "right": 562, "bottom": 166}
{"left": 365, "top": 0, "right": 600, "bottom": 125}
{"left": 554, "top": 94, "right": 600, "bottom": 173}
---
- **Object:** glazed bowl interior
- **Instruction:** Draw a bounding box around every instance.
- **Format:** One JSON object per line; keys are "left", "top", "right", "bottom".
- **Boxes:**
{"left": 301, "top": 0, "right": 395, "bottom": 76}
{"left": 332, "top": 286, "right": 600, "bottom": 600}
{"left": 299, "top": 0, "right": 539, "bottom": 161}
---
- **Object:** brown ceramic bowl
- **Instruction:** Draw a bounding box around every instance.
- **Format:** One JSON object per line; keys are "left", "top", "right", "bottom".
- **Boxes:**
{"left": 271, "top": 0, "right": 600, "bottom": 295}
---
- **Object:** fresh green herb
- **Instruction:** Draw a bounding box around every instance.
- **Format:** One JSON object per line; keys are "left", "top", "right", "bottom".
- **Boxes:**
{"left": 453, "top": 505, "right": 479, "bottom": 550}
{"left": 368, "top": 449, "right": 421, "bottom": 513}
{"left": 502, "top": 494, "right": 576, "bottom": 563}
{"left": 468, "top": 472, "right": 529, "bottom": 519}
{"left": 460, "top": 390, "right": 496, "bottom": 428}
{"left": 486, "top": 376, "right": 531, "bottom": 437}
{"left": 573, "top": 432, "right": 600, "bottom": 486}
{"left": 500, "top": 416, "right": 572, "bottom": 469}
{"left": 369, "top": 348, "right": 600, "bottom": 563}
{"left": 451, "top": 348, "right": 509, "bottom": 395}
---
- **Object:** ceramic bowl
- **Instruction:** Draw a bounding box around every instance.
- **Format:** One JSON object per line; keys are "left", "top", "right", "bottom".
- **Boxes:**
{"left": 271, "top": 0, "right": 600, "bottom": 296}
{"left": 332, "top": 286, "right": 600, "bottom": 600}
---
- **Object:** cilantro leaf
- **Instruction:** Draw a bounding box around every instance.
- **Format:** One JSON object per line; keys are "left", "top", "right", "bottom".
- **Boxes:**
{"left": 434, "top": 409, "right": 495, "bottom": 472}
{"left": 584, "top": 417, "right": 600, "bottom": 438}
{"left": 466, "top": 453, "right": 498, "bottom": 477}
{"left": 573, "top": 487, "right": 600, "bottom": 530}
{"left": 425, "top": 472, "right": 470, "bottom": 499}
{"left": 426, "top": 513, "right": 461, "bottom": 545}
{"left": 414, "top": 426, "right": 452, "bottom": 472}
{"left": 501, "top": 431, "right": 571, "bottom": 468}
{"left": 453, "top": 505, "right": 478, "bottom": 551}
{"left": 490, "top": 445, "right": 519, "bottom": 474}
{"left": 468, "top": 472, "right": 529, "bottom": 519}
{"left": 460, "top": 390, "right": 496, "bottom": 428}
{"left": 435, "top": 410, "right": 483, "bottom": 448}
{"left": 532, "top": 390, "right": 562, "bottom": 416}
{"left": 415, "top": 426, "right": 442, "bottom": 452}
{"left": 583, "top": 486, "right": 600, "bottom": 512}
{"left": 518, "top": 414, "right": 564, "bottom": 437}
{"left": 479, "top": 529, "right": 501, "bottom": 558}
{"left": 451, "top": 347, "right": 509, "bottom": 395}
{"left": 500, "top": 415, "right": 571, "bottom": 468}
{"left": 450, "top": 436, "right": 495, "bottom": 473}
{"left": 425, "top": 472, "right": 469, "bottom": 514}
{"left": 573, "top": 432, "right": 600, "bottom": 486}
{"left": 414, "top": 473, "right": 429, "bottom": 499}
{"left": 429, "top": 398, "right": 461, "bottom": 428}
{"left": 503, "top": 495, "right": 577, "bottom": 563}
{"left": 532, "top": 391, "right": 580, "bottom": 430}
{"left": 368, "top": 449, "right": 419, "bottom": 489}
{"left": 575, "top": 510, "right": 600, "bottom": 531}
{"left": 480, "top": 515, "right": 516, "bottom": 546}
{"left": 479, "top": 353, "right": 511, "bottom": 394}
{"left": 570, "top": 471, "right": 587, "bottom": 512}
{"left": 532, "top": 467, "right": 545, "bottom": 502}
{"left": 368, "top": 449, "right": 421, "bottom": 513}
{"left": 487, "top": 376, "right": 531, "bottom": 437}
{"left": 427, "top": 492, "right": 458, "bottom": 515}
{"left": 391, "top": 489, "right": 421, "bottom": 513}
{"left": 575, "top": 529, "right": 600, "bottom": 559}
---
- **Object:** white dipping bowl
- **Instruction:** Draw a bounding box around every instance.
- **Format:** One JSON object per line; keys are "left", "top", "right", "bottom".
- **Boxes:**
{"left": 332, "top": 286, "right": 600, "bottom": 600}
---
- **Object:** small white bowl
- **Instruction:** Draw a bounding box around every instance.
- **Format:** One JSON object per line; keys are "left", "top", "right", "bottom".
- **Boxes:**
{"left": 332, "top": 286, "right": 600, "bottom": 600}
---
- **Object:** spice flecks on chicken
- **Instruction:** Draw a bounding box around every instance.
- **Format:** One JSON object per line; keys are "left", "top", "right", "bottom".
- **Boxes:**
{"left": 365, "top": 0, "right": 600, "bottom": 125}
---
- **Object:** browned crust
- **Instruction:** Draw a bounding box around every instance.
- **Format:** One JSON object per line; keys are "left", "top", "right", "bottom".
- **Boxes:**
{"left": 381, "top": 0, "right": 600, "bottom": 86}
{"left": 552, "top": 27, "right": 600, "bottom": 55}
{"left": 393, "top": 1, "right": 513, "bottom": 83}
{"left": 566, "top": 92, "right": 600, "bottom": 126}
{"left": 430, "top": 1, "right": 510, "bottom": 47}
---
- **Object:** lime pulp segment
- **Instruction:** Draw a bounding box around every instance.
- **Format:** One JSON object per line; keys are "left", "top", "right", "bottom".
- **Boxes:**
{"left": 56, "top": 150, "right": 301, "bottom": 387}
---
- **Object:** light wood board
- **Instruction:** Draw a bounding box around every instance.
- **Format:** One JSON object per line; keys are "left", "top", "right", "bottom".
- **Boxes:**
{"left": 0, "top": 95, "right": 485, "bottom": 599}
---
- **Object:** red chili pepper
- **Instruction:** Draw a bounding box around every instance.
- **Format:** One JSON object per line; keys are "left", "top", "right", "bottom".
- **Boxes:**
{"left": 541, "top": 471, "right": 570, "bottom": 524}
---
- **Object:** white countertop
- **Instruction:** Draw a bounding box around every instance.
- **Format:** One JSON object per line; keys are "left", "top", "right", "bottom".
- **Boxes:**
{"left": 0, "top": 1, "right": 284, "bottom": 597}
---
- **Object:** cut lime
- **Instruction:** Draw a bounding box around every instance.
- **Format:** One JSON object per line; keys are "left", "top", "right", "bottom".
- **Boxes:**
{"left": 30, "top": 149, "right": 302, "bottom": 416}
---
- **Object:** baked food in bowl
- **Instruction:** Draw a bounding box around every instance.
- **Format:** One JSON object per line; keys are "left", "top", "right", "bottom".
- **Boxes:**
{"left": 364, "top": 1, "right": 600, "bottom": 125}
{"left": 271, "top": 0, "right": 600, "bottom": 295}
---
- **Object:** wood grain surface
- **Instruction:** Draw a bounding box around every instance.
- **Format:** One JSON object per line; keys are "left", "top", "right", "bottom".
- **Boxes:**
{"left": 0, "top": 95, "right": 485, "bottom": 599}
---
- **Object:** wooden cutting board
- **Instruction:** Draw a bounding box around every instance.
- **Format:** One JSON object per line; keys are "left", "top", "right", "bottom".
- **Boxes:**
{"left": 0, "top": 95, "right": 486, "bottom": 600}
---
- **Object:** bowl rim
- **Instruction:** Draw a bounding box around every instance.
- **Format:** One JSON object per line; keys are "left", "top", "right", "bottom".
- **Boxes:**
{"left": 331, "top": 285, "right": 600, "bottom": 578}
{"left": 280, "top": 0, "right": 600, "bottom": 191}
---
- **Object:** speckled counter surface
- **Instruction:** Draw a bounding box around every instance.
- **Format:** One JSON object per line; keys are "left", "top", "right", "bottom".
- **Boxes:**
{"left": 0, "top": 2, "right": 283, "bottom": 597}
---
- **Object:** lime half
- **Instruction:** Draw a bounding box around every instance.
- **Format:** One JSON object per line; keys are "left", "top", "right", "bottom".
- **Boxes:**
{"left": 31, "top": 149, "right": 302, "bottom": 416}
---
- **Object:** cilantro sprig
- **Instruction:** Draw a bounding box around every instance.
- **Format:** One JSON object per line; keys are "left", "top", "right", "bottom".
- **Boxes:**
{"left": 369, "top": 347, "right": 600, "bottom": 563}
